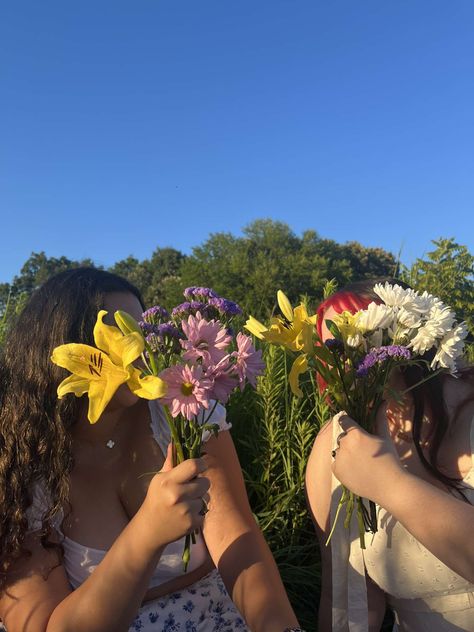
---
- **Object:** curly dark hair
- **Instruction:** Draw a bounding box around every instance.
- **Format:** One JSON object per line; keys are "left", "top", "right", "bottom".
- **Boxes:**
{"left": 317, "top": 277, "right": 474, "bottom": 500}
{"left": 0, "top": 267, "right": 144, "bottom": 583}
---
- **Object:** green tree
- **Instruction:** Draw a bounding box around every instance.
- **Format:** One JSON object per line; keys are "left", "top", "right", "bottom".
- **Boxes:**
{"left": 178, "top": 219, "right": 398, "bottom": 320}
{"left": 110, "top": 247, "right": 186, "bottom": 309}
{"left": 0, "top": 252, "right": 96, "bottom": 339}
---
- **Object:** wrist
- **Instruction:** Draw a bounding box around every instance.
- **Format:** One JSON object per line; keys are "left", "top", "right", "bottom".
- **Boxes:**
{"left": 374, "top": 467, "right": 413, "bottom": 512}
{"left": 135, "top": 502, "right": 169, "bottom": 553}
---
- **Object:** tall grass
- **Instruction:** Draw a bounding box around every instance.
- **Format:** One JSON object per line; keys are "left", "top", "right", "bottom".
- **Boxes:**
{"left": 229, "top": 344, "right": 329, "bottom": 631}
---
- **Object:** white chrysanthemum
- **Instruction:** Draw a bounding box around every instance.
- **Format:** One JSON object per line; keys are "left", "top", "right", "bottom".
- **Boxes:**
{"left": 397, "top": 306, "right": 422, "bottom": 329}
{"left": 355, "top": 302, "right": 394, "bottom": 332}
{"left": 347, "top": 333, "right": 366, "bottom": 349}
{"left": 409, "top": 290, "right": 439, "bottom": 314}
{"left": 430, "top": 322, "right": 468, "bottom": 373}
{"left": 409, "top": 324, "right": 439, "bottom": 354}
{"left": 373, "top": 283, "right": 412, "bottom": 307}
{"left": 426, "top": 303, "right": 456, "bottom": 338}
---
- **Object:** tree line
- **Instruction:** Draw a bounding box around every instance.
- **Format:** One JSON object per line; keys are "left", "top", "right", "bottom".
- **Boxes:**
{"left": 1, "top": 220, "right": 473, "bottom": 344}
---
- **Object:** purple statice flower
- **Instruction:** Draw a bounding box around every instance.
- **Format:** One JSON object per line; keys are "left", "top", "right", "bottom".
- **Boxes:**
{"left": 325, "top": 339, "right": 344, "bottom": 352}
{"left": 232, "top": 332, "right": 265, "bottom": 390}
{"left": 145, "top": 323, "right": 181, "bottom": 353}
{"left": 139, "top": 321, "right": 156, "bottom": 336}
{"left": 356, "top": 345, "right": 412, "bottom": 377}
{"left": 180, "top": 312, "right": 232, "bottom": 366}
{"left": 183, "top": 287, "right": 219, "bottom": 301}
{"left": 171, "top": 301, "right": 208, "bottom": 320}
{"left": 207, "top": 297, "right": 243, "bottom": 317}
{"left": 142, "top": 305, "right": 170, "bottom": 325}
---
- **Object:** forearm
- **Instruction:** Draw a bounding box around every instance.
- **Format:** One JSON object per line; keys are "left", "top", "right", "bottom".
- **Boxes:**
{"left": 379, "top": 471, "right": 474, "bottom": 583}
{"left": 217, "top": 528, "right": 299, "bottom": 632}
{"left": 47, "top": 508, "right": 164, "bottom": 632}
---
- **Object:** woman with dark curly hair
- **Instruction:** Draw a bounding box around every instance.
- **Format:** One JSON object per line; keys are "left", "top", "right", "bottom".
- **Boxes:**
{"left": 306, "top": 280, "right": 474, "bottom": 631}
{"left": 0, "top": 267, "right": 301, "bottom": 632}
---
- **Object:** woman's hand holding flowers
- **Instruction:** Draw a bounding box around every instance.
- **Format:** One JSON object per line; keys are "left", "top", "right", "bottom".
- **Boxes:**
{"left": 141, "top": 445, "right": 210, "bottom": 551}
{"left": 331, "top": 413, "right": 405, "bottom": 506}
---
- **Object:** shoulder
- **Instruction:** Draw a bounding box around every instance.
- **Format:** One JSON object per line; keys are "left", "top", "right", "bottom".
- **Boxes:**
{"left": 0, "top": 530, "right": 71, "bottom": 630}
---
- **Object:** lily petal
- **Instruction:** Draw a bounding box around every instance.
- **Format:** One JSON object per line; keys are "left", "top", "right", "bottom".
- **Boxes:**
{"left": 289, "top": 354, "right": 308, "bottom": 397}
{"left": 127, "top": 369, "right": 168, "bottom": 400}
{"left": 87, "top": 376, "right": 125, "bottom": 424}
{"left": 52, "top": 343, "right": 128, "bottom": 381}
{"left": 245, "top": 316, "right": 268, "bottom": 340}
{"left": 277, "top": 290, "right": 294, "bottom": 322}
{"left": 93, "top": 311, "right": 144, "bottom": 367}
{"left": 57, "top": 374, "right": 90, "bottom": 398}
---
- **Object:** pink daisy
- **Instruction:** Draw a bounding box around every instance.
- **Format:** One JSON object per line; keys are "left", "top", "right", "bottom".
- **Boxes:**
{"left": 232, "top": 332, "right": 265, "bottom": 389}
{"left": 205, "top": 357, "right": 239, "bottom": 403}
{"left": 159, "top": 363, "right": 212, "bottom": 420}
{"left": 180, "top": 312, "right": 232, "bottom": 366}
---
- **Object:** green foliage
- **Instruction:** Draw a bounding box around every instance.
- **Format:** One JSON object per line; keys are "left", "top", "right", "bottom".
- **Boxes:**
{"left": 110, "top": 247, "right": 186, "bottom": 308}
{"left": 178, "top": 220, "right": 397, "bottom": 320}
{"left": 229, "top": 345, "right": 329, "bottom": 631}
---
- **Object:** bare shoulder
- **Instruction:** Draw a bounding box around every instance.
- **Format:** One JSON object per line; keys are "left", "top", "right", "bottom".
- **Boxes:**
{"left": 0, "top": 531, "right": 71, "bottom": 631}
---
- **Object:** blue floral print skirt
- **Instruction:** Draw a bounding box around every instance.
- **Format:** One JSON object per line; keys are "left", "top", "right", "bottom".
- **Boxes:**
{"left": 129, "top": 569, "right": 249, "bottom": 631}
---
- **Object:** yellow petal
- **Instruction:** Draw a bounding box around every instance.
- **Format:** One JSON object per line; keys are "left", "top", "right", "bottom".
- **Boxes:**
{"left": 52, "top": 343, "right": 127, "bottom": 381}
{"left": 87, "top": 376, "right": 125, "bottom": 424}
{"left": 296, "top": 323, "right": 315, "bottom": 355}
{"left": 57, "top": 374, "right": 90, "bottom": 399}
{"left": 94, "top": 311, "right": 144, "bottom": 367}
{"left": 293, "top": 303, "right": 317, "bottom": 327}
{"left": 52, "top": 342, "right": 130, "bottom": 423}
{"left": 277, "top": 290, "right": 294, "bottom": 322}
{"left": 127, "top": 369, "right": 168, "bottom": 400}
{"left": 244, "top": 316, "right": 268, "bottom": 339}
{"left": 114, "top": 332, "right": 145, "bottom": 368}
{"left": 289, "top": 355, "right": 308, "bottom": 397}
{"left": 93, "top": 310, "right": 124, "bottom": 355}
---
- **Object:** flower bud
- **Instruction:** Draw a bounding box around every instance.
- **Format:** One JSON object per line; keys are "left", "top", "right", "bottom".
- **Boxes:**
{"left": 114, "top": 310, "right": 143, "bottom": 336}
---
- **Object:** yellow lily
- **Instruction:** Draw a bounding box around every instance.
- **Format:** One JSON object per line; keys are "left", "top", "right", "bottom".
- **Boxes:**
{"left": 245, "top": 291, "right": 317, "bottom": 355}
{"left": 289, "top": 354, "right": 309, "bottom": 397}
{"left": 52, "top": 310, "right": 167, "bottom": 423}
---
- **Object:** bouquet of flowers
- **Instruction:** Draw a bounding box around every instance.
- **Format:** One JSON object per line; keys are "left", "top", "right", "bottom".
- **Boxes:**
{"left": 52, "top": 286, "right": 265, "bottom": 569}
{"left": 246, "top": 282, "right": 468, "bottom": 547}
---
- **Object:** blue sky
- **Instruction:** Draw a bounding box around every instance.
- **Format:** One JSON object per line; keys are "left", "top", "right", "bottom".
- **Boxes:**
{"left": 1, "top": 1, "right": 473, "bottom": 283}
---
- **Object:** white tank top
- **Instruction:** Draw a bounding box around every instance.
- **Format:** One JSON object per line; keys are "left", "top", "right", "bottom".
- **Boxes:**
{"left": 27, "top": 401, "right": 231, "bottom": 589}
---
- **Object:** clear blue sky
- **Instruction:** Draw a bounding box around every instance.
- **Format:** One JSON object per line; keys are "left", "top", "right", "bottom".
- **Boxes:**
{"left": 1, "top": 1, "right": 473, "bottom": 283}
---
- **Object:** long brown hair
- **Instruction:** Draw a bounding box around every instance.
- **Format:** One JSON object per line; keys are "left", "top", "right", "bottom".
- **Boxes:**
{"left": 0, "top": 267, "right": 144, "bottom": 581}
{"left": 317, "top": 278, "right": 474, "bottom": 499}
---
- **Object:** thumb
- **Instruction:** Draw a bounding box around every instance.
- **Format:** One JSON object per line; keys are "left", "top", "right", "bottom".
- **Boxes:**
{"left": 160, "top": 443, "right": 175, "bottom": 472}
